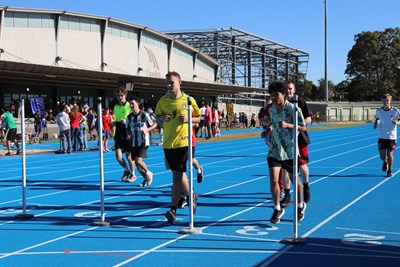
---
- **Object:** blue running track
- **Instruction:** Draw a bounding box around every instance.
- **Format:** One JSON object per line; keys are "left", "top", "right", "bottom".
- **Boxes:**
{"left": 0, "top": 123, "right": 399, "bottom": 267}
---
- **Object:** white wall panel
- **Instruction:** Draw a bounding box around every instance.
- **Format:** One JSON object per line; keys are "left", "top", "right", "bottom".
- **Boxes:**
{"left": 1, "top": 28, "right": 56, "bottom": 65}
{"left": 104, "top": 36, "right": 137, "bottom": 74}
{"left": 57, "top": 30, "right": 101, "bottom": 70}
{"left": 170, "top": 56, "right": 194, "bottom": 81}
{"left": 194, "top": 64, "right": 215, "bottom": 83}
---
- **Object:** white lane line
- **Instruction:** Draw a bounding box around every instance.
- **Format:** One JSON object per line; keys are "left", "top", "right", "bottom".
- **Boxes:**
{"left": 259, "top": 166, "right": 397, "bottom": 267}
{"left": 1, "top": 249, "right": 400, "bottom": 260}
{"left": 0, "top": 131, "right": 383, "bottom": 264}
{"left": 0, "top": 160, "right": 267, "bottom": 260}
{"left": 305, "top": 241, "right": 400, "bottom": 256}
{"left": 335, "top": 227, "right": 400, "bottom": 236}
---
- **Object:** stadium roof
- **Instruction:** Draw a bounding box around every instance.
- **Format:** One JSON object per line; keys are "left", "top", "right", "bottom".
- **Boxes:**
{"left": 0, "top": 61, "right": 260, "bottom": 96}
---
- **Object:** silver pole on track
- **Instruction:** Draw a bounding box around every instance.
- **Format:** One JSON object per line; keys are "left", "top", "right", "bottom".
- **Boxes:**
{"left": 283, "top": 95, "right": 306, "bottom": 244}
{"left": 15, "top": 98, "right": 34, "bottom": 220}
{"left": 93, "top": 97, "right": 111, "bottom": 226}
{"left": 179, "top": 96, "right": 202, "bottom": 235}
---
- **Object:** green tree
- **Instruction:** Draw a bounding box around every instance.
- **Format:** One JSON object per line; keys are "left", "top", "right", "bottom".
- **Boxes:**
{"left": 335, "top": 80, "right": 349, "bottom": 101}
{"left": 316, "top": 79, "right": 335, "bottom": 101}
{"left": 345, "top": 28, "right": 400, "bottom": 100}
{"left": 299, "top": 79, "right": 315, "bottom": 100}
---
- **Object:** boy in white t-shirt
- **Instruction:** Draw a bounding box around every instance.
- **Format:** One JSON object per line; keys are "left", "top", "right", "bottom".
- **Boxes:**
{"left": 373, "top": 93, "right": 400, "bottom": 177}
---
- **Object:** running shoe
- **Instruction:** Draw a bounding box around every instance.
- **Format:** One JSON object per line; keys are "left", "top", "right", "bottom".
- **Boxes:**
{"left": 382, "top": 161, "right": 388, "bottom": 172}
{"left": 121, "top": 170, "right": 131, "bottom": 182}
{"left": 387, "top": 171, "right": 394, "bottom": 177}
{"left": 280, "top": 196, "right": 293, "bottom": 208}
{"left": 270, "top": 208, "right": 285, "bottom": 224}
{"left": 178, "top": 193, "right": 198, "bottom": 213}
{"left": 298, "top": 203, "right": 307, "bottom": 222}
{"left": 178, "top": 195, "right": 187, "bottom": 208}
{"left": 5, "top": 152, "right": 12, "bottom": 156}
{"left": 165, "top": 210, "right": 176, "bottom": 224}
{"left": 126, "top": 173, "right": 137, "bottom": 183}
{"left": 16, "top": 149, "right": 21, "bottom": 155}
{"left": 197, "top": 166, "right": 204, "bottom": 183}
{"left": 140, "top": 171, "right": 153, "bottom": 187}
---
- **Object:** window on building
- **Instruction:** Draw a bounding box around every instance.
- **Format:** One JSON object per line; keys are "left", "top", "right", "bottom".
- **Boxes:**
{"left": 4, "top": 11, "right": 55, "bottom": 28}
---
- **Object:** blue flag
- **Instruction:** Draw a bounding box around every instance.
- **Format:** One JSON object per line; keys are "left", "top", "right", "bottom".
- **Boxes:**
{"left": 30, "top": 97, "right": 46, "bottom": 127}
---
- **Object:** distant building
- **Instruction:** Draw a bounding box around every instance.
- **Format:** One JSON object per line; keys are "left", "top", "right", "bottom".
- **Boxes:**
{"left": 0, "top": 6, "right": 309, "bottom": 114}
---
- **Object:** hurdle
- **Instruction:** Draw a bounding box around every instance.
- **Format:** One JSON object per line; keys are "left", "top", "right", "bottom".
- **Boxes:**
{"left": 14, "top": 98, "right": 34, "bottom": 220}
{"left": 179, "top": 96, "right": 202, "bottom": 235}
{"left": 92, "top": 97, "right": 111, "bottom": 226}
{"left": 283, "top": 95, "right": 306, "bottom": 244}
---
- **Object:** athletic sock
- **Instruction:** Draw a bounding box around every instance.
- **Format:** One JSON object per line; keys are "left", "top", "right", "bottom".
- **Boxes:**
{"left": 303, "top": 182, "right": 309, "bottom": 188}
{"left": 284, "top": 189, "right": 290, "bottom": 198}
{"left": 171, "top": 206, "right": 177, "bottom": 213}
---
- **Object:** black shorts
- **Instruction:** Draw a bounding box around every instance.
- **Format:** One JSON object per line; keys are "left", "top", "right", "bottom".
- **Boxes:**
{"left": 199, "top": 120, "right": 205, "bottom": 128}
{"left": 267, "top": 157, "right": 294, "bottom": 174}
{"left": 164, "top": 147, "right": 188, "bottom": 172}
{"left": 114, "top": 123, "right": 130, "bottom": 152}
{"left": 115, "top": 139, "right": 131, "bottom": 153}
{"left": 6, "top": 128, "right": 17, "bottom": 141}
{"left": 378, "top": 138, "right": 396, "bottom": 151}
{"left": 130, "top": 145, "right": 148, "bottom": 159}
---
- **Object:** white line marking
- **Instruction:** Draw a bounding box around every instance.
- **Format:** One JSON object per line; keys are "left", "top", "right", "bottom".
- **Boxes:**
{"left": 0, "top": 127, "right": 390, "bottom": 265}
{"left": 259, "top": 166, "right": 397, "bottom": 267}
{"left": 336, "top": 227, "right": 400, "bottom": 236}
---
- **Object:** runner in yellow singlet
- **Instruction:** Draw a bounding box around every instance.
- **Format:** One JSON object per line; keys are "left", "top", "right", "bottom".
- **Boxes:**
{"left": 155, "top": 71, "right": 200, "bottom": 224}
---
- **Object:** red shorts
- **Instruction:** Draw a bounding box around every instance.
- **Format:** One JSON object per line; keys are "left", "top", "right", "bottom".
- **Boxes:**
{"left": 299, "top": 144, "right": 309, "bottom": 165}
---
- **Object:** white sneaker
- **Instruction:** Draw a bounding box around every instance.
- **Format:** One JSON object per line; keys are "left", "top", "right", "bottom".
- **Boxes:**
{"left": 126, "top": 173, "right": 137, "bottom": 183}
{"left": 140, "top": 171, "right": 153, "bottom": 187}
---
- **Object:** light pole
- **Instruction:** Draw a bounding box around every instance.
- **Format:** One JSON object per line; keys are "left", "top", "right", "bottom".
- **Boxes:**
{"left": 325, "top": 0, "right": 329, "bottom": 102}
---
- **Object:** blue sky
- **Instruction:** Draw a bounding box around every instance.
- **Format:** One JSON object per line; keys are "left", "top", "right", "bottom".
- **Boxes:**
{"left": 1, "top": 0, "right": 399, "bottom": 85}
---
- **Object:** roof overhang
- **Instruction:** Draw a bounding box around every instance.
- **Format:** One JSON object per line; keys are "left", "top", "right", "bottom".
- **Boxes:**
{"left": 0, "top": 61, "right": 264, "bottom": 96}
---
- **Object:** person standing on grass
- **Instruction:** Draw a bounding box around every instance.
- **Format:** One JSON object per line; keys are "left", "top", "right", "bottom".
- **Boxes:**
{"left": 155, "top": 71, "right": 200, "bottom": 224}
{"left": 126, "top": 96, "right": 158, "bottom": 187}
{"left": 266, "top": 82, "right": 307, "bottom": 224}
{"left": 373, "top": 93, "right": 400, "bottom": 177}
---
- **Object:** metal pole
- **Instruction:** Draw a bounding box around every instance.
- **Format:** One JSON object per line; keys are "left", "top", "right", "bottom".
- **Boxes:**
{"left": 188, "top": 97, "right": 194, "bottom": 229}
{"left": 15, "top": 98, "right": 34, "bottom": 219}
{"left": 325, "top": 0, "right": 329, "bottom": 102}
{"left": 179, "top": 96, "right": 202, "bottom": 234}
{"left": 293, "top": 95, "right": 299, "bottom": 238}
{"left": 92, "top": 97, "right": 110, "bottom": 226}
{"left": 283, "top": 95, "right": 305, "bottom": 244}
